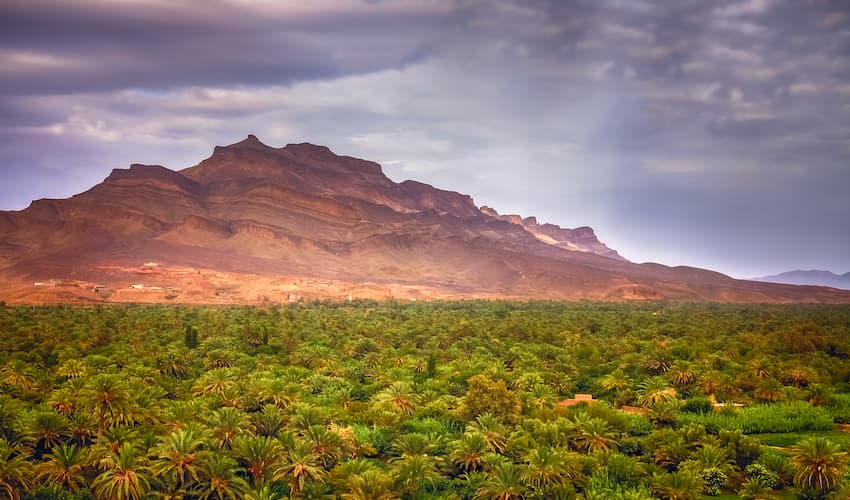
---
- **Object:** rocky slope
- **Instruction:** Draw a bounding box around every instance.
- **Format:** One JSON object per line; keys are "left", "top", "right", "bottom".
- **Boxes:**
{"left": 1, "top": 136, "right": 848, "bottom": 304}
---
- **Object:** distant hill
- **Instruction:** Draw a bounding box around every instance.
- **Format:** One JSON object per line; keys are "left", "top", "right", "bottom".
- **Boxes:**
{"left": 1, "top": 135, "right": 850, "bottom": 304}
{"left": 753, "top": 270, "right": 850, "bottom": 290}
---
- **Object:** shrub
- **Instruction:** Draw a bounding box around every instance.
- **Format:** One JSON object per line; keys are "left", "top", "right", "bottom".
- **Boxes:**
{"left": 683, "top": 396, "right": 713, "bottom": 415}
{"left": 699, "top": 467, "right": 728, "bottom": 496}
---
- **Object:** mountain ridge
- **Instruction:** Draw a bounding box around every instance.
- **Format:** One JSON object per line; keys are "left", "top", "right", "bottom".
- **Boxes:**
{"left": 1, "top": 135, "right": 849, "bottom": 304}
{"left": 753, "top": 270, "right": 850, "bottom": 290}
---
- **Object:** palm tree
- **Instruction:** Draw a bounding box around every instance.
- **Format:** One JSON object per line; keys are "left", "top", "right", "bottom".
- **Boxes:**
{"left": 643, "top": 350, "right": 673, "bottom": 375}
{"left": 450, "top": 433, "right": 490, "bottom": 472}
{"left": 279, "top": 440, "right": 327, "bottom": 497}
{"left": 0, "top": 360, "right": 38, "bottom": 392}
{"left": 34, "top": 443, "right": 88, "bottom": 492}
{"left": 340, "top": 469, "right": 398, "bottom": 500}
{"left": 192, "top": 368, "right": 236, "bottom": 396}
{"left": 151, "top": 427, "right": 206, "bottom": 489}
{"left": 699, "top": 371, "right": 723, "bottom": 398}
{"left": 290, "top": 404, "right": 326, "bottom": 432}
{"left": 790, "top": 437, "right": 848, "bottom": 494}
{"left": 207, "top": 407, "right": 248, "bottom": 449}
{"left": 83, "top": 374, "right": 134, "bottom": 437}
{"left": 98, "top": 424, "right": 138, "bottom": 456}
{"left": 600, "top": 368, "right": 631, "bottom": 397}
{"left": 232, "top": 435, "right": 285, "bottom": 486}
{"left": 522, "top": 446, "right": 579, "bottom": 492}
{"left": 573, "top": 417, "right": 617, "bottom": 452}
{"left": 57, "top": 358, "right": 87, "bottom": 379}
{"left": 0, "top": 438, "right": 33, "bottom": 499}
{"left": 192, "top": 453, "right": 250, "bottom": 500}
{"left": 466, "top": 413, "right": 508, "bottom": 453}
{"left": 26, "top": 410, "right": 68, "bottom": 453}
{"left": 91, "top": 443, "right": 151, "bottom": 500}
{"left": 374, "top": 382, "right": 417, "bottom": 417}
{"left": 475, "top": 461, "right": 526, "bottom": 500}
{"left": 691, "top": 443, "right": 735, "bottom": 476}
{"left": 637, "top": 377, "right": 678, "bottom": 408}
{"left": 753, "top": 378, "right": 784, "bottom": 403}
{"left": 783, "top": 366, "right": 813, "bottom": 388}
{"left": 252, "top": 404, "right": 287, "bottom": 438}
{"left": 668, "top": 361, "right": 695, "bottom": 387}
{"left": 303, "top": 425, "right": 344, "bottom": 468}
{"left": 392, "top": 453, "right": 440, "bottom": 497}
{"left": 651, "top": 470, "right": 703, "bottom": 500}
{"left": 68, "top": 412, "right": 95, "bottom": 446}
{"left": 392, "top": 432, "right": 432, "bottom": 458}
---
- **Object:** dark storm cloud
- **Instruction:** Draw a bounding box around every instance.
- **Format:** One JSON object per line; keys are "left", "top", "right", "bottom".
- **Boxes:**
{"left": 1, "top": 0, "right": 848, "bottom": 277}
{"left": 0, "top": 0, "right": 456, "bottom": 95}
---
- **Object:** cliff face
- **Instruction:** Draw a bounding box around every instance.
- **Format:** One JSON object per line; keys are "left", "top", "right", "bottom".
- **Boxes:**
{"left": 1, "top": 135, "right": 849, "bottom": 304}
{"left": 478, "top": 206, "right": 624, "bottom": 260}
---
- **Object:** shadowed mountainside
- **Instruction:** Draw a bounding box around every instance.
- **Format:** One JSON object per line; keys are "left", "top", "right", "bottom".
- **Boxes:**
{"left": 1, "top": 135, "right": 848, "bottom": 304}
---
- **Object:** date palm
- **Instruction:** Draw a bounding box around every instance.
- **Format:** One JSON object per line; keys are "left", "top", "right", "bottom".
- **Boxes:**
{"left": 91, "top": 443, "right": 151, "bottom": 500}
{"left": 290, "top": 404, "right": 326, "bottom": 432}
{"left": 475, "top": 461, "right": 526, "bottom": 500}
{"left": 303, "top": 425, "right": 344, "bottom": 469}
{"left": 450, "top": 433, "right": 489, "bottom": 472}
{"left": 643, "top": 350, "right": 673, "bottom": 375}
{"left": 279, "top": 440, "right": 327, "bottom": 497}
{"left": 651, "top": 470, "right": 703, "bottom": 500}
{"left": 0, "top": 438, "right": 34, "bottom": 500}
{"left": 668, "top": 361, "right": 695, "bottom": 387}
{"left": 1, "top": 360, "right": 38, "bottom": 392}
{"left": 522, "top": 446, "right": 580, "bottom": 491}
{"left": 47, "top": 386, "right": 78, "bottom": 416}
{"left": 68, "top": 412, "right": 95, "bottom": 446}
{"left": 192, "top": 453, "right": 250, "bottom": 500}
{"left": 691, "top": 443, "right": 735, "bottom": 476}
{"left": 151, "top": 427, "right": 206, "bottom": 489}
{"left": 252, "top": 404, "right": 287, "bottom": 438}
{"left": 573, "top": 417, "right": 617, "bottom": 452}
{"left": 57, "top": 358, "right": 87, "bottom": 379}
{"left": 753, "top": 378, "right": 784, "bottom": 403}
{"left": 392, "top": 432, "right": 432, "bottom": 458}
{"left": 790, "top": 437, "right": 848, "bottom": 494}
{"left": 392, "top": 453, "right": 440, "bottom": 497}
{"left": 35, "top": 443, "right": 88, "bottom": 492}
{"left": 98, "top": 425, "right": 138, "bottom": 456}
{"left": 600, "top": 368, "right": 631, "bottom": 395}
{"left": 207, "top": 407, "right": 248, "bottom": 449}
{"left": 374, "top": 382, "right": 417, "bottom": 417}
{"left": 192, "top": 368, "right": 236, "bottom": 396}
{"left": 340, "top": 469, "right": 398, "bottom": 500}
{"left": 83, "top": 374, "right": 134, "bottom": 437}
{"left": 26, "top": 410, "right": 68, "bottom": 453}
{"left": 232, "top": 435, "right": 285, "bottom": 485}
{"left": 467, "top": 413, "right": 508, "bottom": 453}
{"left": 637, "top": 377, "right": 678, "bottom": 408}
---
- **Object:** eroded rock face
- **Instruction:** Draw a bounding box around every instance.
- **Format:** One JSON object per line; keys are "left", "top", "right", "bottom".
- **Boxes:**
{"left": 478, "top": 206, "right": 624, "bottom": 261}
{"left": 1, "top": 135, "right": 849, "bottom": 304}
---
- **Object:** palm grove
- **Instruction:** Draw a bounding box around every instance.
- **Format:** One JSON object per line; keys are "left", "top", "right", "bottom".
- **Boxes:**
{"left": 1, "top": 301, "right": 849, "bottom": 499}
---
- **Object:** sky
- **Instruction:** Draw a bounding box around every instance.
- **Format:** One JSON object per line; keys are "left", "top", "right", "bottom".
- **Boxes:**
{"left": 1, "top": 0, "right": 849, "bottom": 278}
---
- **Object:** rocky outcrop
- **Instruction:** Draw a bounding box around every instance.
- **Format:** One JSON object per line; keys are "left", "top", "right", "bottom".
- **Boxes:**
{"left": 479, "top": 206, "right": 624, "bottom": 260}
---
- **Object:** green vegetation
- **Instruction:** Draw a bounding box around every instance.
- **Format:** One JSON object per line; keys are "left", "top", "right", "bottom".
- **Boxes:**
{"left": 0, "top": 300, "right": 849, "bottom": 499}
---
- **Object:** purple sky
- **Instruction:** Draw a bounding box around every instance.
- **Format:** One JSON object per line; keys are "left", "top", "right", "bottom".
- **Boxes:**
{"left": 1, "top": 0, "right": 849, "bottom": 278}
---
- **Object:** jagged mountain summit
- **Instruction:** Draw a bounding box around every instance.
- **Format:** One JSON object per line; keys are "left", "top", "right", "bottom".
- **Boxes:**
{"left": 1, "top": 135, "right": 848, "bottom": 304}
{"left": 753, "top": 270, "right": 850, "bottom": 290}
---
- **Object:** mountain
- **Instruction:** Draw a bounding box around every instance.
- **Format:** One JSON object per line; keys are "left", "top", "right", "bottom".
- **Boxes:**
{"left": 753, "top": 270, "right": 850, "bottom": 290}
{"left": 1, "top": 135, "right": 848, "bottom": 304}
